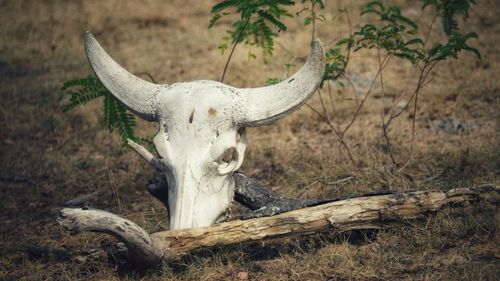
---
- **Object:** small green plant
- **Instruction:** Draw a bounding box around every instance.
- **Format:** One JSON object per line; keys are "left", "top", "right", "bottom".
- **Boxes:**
{"left": 209, "top": 0, "right": 295, "bottom": 81}
{"left": 265, "top": 78, "right": 281, "bottom": 85}
{"left": 209, "top": 0, "right": 294, "bottom": 57}
{"left": 296, "top": 0, "right": 326, "bottom": 41}
{"left": 61, "top": 75, "right": 137, "bottom": 144}
{"left": 422, "top": 0, "right": 476, "bottom": 36}
{"left": 322, "top": 41, "right": 350, "bottom": 85}
{"left": 323, "top": 0, "right": 481, "bottom": 167}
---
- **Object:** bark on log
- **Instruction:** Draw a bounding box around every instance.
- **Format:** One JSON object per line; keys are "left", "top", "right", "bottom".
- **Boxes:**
{"left": 150, "top": 184, "right": 497, "bottom": 256}
{"left": 58, "top": 184, "right": 497, "bottom": 268}
{"left": 57, "top": 208, "right": 164, "bottom": 268}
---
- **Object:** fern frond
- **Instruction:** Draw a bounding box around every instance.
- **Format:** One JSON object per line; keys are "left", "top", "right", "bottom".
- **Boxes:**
{"left": 103, "top": 92, "right": 118, "bottom": 131}
{"left": 61, "top": 74, "right": 139, "bottom": 145}
{"left": 209, "top": 0, "right": 293, "bottom": 58}
{"left": 114, "top": 102, "right": 138, "bottom": 144}
{"left": 421, "top": 0, "right": 476, "bottom": 36}
{"left": 62, "top": 90, "right": 103, "bottom": 112}
{"left": 61, "top": 75, "right": 106, "bottom": 112}
{"left": 211, "top": 0, "right": 240, "bottom": 13}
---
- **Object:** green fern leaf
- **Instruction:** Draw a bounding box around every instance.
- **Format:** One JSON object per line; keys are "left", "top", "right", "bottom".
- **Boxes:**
{"left": 115, "top": 102, "right": 138, "bottom": 144}
{"left": 61, "top": 74, "right": 138, "bottom": 145}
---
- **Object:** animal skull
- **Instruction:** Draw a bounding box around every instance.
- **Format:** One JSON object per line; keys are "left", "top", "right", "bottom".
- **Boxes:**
{"left": 84, "top": 32, "right": 325, "bottom": 230}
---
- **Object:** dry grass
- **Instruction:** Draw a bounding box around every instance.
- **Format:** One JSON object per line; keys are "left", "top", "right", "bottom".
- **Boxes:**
{"left": 0, "top": 0, "right": 498, "bottom": 280}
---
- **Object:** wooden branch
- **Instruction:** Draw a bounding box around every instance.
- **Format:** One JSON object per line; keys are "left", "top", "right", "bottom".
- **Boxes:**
{"left": 151, "top": 184, "right": 497, "bottom": 256}
{"left": 58, "top": 184, "right": 497, "bottom": 268}
{"left": 64, "top": 190, "right": 103, "bottom": 207}
{"left": 127, "top": 139, "right": 165, "bottom": 173}
{"left": 57, "top": 208, "right": 164, "bottom": 268}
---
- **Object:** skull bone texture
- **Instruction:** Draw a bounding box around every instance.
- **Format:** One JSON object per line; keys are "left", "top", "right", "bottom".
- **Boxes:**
{"left": 84, "top": 32, "right": 325, "bottom": 230}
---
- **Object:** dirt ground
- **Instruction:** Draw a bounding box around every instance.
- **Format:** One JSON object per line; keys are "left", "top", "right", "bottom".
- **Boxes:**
{"left": 0, "top": 0, "right": 498, "bottom": 280}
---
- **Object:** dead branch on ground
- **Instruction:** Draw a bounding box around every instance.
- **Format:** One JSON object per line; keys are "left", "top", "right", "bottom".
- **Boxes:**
{"left": 58, "top": 184, "right": 497, "bottom": 268}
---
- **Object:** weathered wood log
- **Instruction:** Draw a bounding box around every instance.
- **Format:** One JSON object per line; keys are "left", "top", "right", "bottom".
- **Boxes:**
{"left": 150, "top": 184, "right": 497, "bottom": 256}
{"left": 57, "top": 207, "right": 164, "bottom": 268}
{"left": 58, "top": 184, "right": 497, "bottom": 268}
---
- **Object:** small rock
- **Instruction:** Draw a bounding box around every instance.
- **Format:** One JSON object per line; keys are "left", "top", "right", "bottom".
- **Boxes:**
{"left": 236, "top": 271, "right": 249, "bottom": 280}
{"left": 397, "top": 99, "right": 408, "bottom": 109}
{"left": 432, "top": 117, "right": 480, "bottom": 134}
{"left": 400, "top": 257, "right": 412, "bottom": 264}
{"left": 73, "top": 255, "right": 87, "bottom": 263}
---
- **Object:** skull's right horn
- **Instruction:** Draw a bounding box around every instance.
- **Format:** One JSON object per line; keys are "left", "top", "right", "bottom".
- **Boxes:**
{"left": 235, "top": 40, "right": 326, "bottom": 127}
{"left": 84, "top": 32, "right": 162, "bottom": 121}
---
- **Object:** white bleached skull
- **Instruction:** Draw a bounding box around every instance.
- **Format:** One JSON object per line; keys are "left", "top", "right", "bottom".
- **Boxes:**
{"left": 84, "top": 32, "right": 325, "bottom": 230}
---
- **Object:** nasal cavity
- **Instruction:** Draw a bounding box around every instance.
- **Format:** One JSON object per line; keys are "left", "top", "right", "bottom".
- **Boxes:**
{"left": 219, "top": 147, "right": 237, "bottom": 164}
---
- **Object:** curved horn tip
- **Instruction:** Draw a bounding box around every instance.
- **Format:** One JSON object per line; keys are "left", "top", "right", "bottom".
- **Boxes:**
{"left": 234, "top": 39, "right": 326, "bottom": 127}
{"left": 84, "top": 32, "right": 103, "bottom": 57}
{"left": 309, "top": 39, "right": 326, "bottom": 64}
{"left": 82, "top": 31, "right": 160, "bottom": 122}
{"left": 84, "top": 31, "right": 96, "bottom": 45}
{"left": 311, "top": 39, "right": 323, "bottom": 49}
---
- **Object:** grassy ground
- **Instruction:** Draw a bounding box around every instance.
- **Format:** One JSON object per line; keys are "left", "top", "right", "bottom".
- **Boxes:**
{"left": 0, "top": 0, "right": 498, "bottom": 280}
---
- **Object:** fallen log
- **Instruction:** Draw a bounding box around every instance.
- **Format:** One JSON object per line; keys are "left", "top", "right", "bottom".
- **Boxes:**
{"left": 58, "top": 184, "right": 498, "bottom": 269}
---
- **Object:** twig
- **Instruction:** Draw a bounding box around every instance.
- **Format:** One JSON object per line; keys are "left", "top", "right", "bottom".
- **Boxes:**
{"left": 64, "top": 190, "right": 103, "bottom": 207}
{"left": 420, "top": 170, "right": 445, "bottom": 183}
{"left": 423, "top": 12, "right": 439, "bottom": 47}
{"left": 306, "top": 94, "right": 359, "bottom": 174}
{"left": 305, "top": 103, "right": 326, "bottom": 119}
{"left": 377, "top": 47, "right": 397, "bottom": 166}
{"left": 341, "top": 10, "right": 357, "bottom": 106}
{"left": 342, "top": 73, "right": 360, "bottom": 106}
{"left": 327, "top": 81, "right": 337, "bottom": 118}
{"left": 319, "top": 176, "right": 355, "bottom": 185}
{"left": 127, "top": 138, "right": 164, "bottom": 172}
{"left": 106, "top": 160, "right": 123, "bottom": 213}
{"left": 311, "top": 1, "right": 317, "bottom": 43}
{"left": 316, "top": 89, "right": 358, "bottom": 171}
{"left": 407, "top": 61, "right": 437, "bottom": 164}
{"left": 220, "top": 17, "right": 250, "bottom": 83}
{"left": 298, "top": 178, "right": 321, "bottom": 199}
{"left": 341, "top": 54, "right": 391, "bottom": 137}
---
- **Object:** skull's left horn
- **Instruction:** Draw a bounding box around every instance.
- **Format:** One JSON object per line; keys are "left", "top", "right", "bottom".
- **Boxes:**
{"left": 84, "top": 32, "right": 161, "bottom": 121}
{"left": 235, "top": 39, "right": 326, "bottom": 127}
